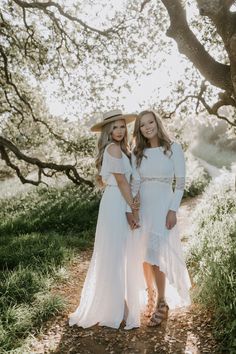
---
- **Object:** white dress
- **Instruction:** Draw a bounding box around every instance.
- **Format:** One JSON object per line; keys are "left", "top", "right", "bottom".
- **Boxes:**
{"left": 126, "top": 142, "right": 191, "bottom": 323}
{"left": 69, "top": 143, "right": 132, "bottom": 329}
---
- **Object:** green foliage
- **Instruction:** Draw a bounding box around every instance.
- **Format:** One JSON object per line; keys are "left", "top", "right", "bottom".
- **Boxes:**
{"left": 0, "top": 293, "right": 65, "bottom": 352}
{"left": 187, "top": 176, "right": 236, "bottom": 353}
{"left": 184, "top": 152, "right": 210, "bottom": 198}
{"left": 0, "top": 183, "right": 100, "bottom": 236}
{"left": 0, "top": 182, "right": 100, "bottom": 352}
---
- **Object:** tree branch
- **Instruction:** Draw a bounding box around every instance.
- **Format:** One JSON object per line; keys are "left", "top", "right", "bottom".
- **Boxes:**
{"left": 160, "top": 0, "right": 233, "bottom": 92}
{"left": 0, "top": 46, "right": 92, "bottom": 154}
{"left": 164, "top": 82, "right": 236, "bottom": 126}
{"left": 0, "top": 136, "right": 94, "bottom": 187}
{"left": 140, "top": 0, "right": 152, "bottom": 12}
{"left": 12, "top": 0, "right": 115, "bottom": 36}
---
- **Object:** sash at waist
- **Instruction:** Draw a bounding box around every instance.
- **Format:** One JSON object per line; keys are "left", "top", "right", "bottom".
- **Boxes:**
{"left": 141, "top": 177, "right": 173, "bottom": 185}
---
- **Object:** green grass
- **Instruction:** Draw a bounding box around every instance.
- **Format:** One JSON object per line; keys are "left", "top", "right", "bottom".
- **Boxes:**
{"left": 0, "top": 159, "right": 212, "bottom": 353}
{"left": 0, "top": 183, "right": 99, "bottom": 236}
{"left": 0, "top": 182, "right": 100, "bottom": 352}
{"left": 187, "top": 175, "right": 236, "bottom": 353}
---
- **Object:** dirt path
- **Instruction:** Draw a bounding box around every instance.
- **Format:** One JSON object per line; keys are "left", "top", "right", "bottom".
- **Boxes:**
{"left": 28, "top": 197, "right": 220, "bottom": 354}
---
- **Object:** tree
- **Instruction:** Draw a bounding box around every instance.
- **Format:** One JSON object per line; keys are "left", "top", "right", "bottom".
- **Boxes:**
{"left": 0, "top": 0, "right": 165, "bottom": 185}
{"left": 159, "top": 0, "right": 236, "bottom": 127}
{"left": 1, "top": 0, "right": 235, "bottom": 186}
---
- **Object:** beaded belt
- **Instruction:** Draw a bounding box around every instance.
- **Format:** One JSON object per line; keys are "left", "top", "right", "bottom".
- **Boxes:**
{"left": 140, "top": 176, "right": 185, "bottom": 190}
{"left": 141, "top": 177, "right": 173, "bottom": 184}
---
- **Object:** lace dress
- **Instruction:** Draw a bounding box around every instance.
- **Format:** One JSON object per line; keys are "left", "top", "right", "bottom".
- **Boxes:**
{"left": 126, "top": 142, "right": 191, "bottom": 324}
{"left": 69, "top": 143, "right": 132, "bottom": 329}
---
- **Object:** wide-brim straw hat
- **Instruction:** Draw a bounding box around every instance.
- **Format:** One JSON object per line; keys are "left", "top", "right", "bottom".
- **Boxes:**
{"left": 90, "top": 109, "right": 137, "bottom": 132}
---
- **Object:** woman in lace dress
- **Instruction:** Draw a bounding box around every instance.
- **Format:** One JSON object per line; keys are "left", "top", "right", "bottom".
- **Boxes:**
{"left": 126, "top": 110, "right": 191, "bottom": 327}
{"left": 69, "top": 109, "right": 139, "bottom": 329}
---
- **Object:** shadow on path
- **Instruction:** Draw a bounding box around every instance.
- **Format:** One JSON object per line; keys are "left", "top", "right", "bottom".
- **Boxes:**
{"left": 28, "top": 198, "right": 220, "bottom": 354}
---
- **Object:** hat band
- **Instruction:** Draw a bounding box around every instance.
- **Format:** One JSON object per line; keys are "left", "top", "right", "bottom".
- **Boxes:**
{"left": 104, "top": 114, "right": 122, "bottom": 121}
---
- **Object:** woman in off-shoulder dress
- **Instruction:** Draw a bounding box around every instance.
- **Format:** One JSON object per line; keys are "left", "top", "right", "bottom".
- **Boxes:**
{"left": 126, "top": 110, "right": 191, "bottom": 327}
{"left": 69, "top": 109, "right": 139, "bottom": 329}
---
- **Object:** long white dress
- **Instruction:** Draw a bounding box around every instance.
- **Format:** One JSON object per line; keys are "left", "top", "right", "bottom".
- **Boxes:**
{"left": 69, "top": 143, "right": 132, "bottom": 329}
{"left": 126, "top": 142, "right": 191, "bottom": 324}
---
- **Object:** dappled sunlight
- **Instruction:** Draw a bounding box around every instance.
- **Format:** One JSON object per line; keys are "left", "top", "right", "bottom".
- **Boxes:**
{"left": 1, "top": 0, "right": 236, "bottom": 352}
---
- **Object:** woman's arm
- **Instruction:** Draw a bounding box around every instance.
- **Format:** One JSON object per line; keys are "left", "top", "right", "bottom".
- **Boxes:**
{"left": 107, "top": 144, "right": 138, "bottom": 212}
{"left": 166, "top": 142, "right": 186, "bottom": 230}
{"left": 169, "top": 142, "right": 186, "bottom": 212}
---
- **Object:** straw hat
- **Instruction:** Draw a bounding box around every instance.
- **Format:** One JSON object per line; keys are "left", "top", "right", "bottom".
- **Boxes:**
{"left": 90, "top": 109, "right": 137, "bottom": 132}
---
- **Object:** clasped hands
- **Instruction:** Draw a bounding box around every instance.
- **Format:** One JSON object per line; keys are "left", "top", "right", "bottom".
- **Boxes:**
{"left": 126, "top": 195, "right": 177, "bottom": 231}
{"left": 126, "top": 207, "right": 177, "bottom": 231}
{"left": 126, "top": 196, "right": 140, "bottom": 230}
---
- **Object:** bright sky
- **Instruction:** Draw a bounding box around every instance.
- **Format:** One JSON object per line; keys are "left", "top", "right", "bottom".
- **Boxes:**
{"left": 46, "top": 1, "right": 198, "bottom": 118}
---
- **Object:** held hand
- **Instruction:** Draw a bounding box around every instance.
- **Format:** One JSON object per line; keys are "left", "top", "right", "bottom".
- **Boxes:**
{"left": 166, "top": 210, "right": 177, "bottom": 230}
{"left": 132, "top": 209, "right": 140, "bottom": 224}
{"left": 131, "top": 196, "right": 140, "bottom": 211}
{"left": 126, "top": 212, "right": 140, "bottom": 230}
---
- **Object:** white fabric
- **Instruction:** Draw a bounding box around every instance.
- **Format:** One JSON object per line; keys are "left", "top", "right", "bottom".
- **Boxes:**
{"left": 126, "top": 142, "right": 191, "bottom": 323}
{"left": 100, "top": 147, "right": 127, "bottom": 184}
{"left": 69, "top": 144, "right": 134, "bottom": 329}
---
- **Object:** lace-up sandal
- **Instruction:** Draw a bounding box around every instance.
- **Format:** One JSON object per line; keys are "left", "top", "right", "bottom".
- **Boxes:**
{"left": 147, "top": 299, "right": 169, "bottom": 326}
{"left": 144, "top": 288, "right": 157, "bottom": 317}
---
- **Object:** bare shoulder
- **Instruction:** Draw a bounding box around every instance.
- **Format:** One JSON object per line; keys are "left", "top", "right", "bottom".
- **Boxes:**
{"left": 107, "top": 143, "right": 122, "bottom": 158}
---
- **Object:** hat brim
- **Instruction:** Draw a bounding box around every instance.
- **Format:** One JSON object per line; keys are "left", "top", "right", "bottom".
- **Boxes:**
{"left": 90, "top": 114, "right": 137, "bottom": 132}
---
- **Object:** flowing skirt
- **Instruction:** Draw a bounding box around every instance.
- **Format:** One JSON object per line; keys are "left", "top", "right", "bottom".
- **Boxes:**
{"left": 126, "top": 181, "right": 191, "bottom": 323}
{"left": 69, "top": 186, "right": 130, "bottom": 329}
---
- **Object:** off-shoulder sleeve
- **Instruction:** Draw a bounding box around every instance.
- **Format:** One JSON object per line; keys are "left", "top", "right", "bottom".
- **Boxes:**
{"left": 169, "top": 143, "right": 186, "bottom": 212}
{"left": 126, "top": 153, "right": 141, "bottom": 212}
{"left": 106, "top": 150, "right": 126, "bottom": 174}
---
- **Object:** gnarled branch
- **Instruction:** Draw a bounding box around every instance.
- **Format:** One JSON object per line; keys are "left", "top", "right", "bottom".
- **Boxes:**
{"left": 164, "top": 85, "right": 236, "bottom": 127}
{"left": 160, "top": 0, "right": 233, "bottom": 93}
{"left": 0, "top": 136, "right": 94, "bottom": 187}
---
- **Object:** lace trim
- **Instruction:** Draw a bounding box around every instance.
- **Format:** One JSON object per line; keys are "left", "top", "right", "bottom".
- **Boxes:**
{"left": 141, "top": 177, "right": 173, "bottom": 185}
{"left": 175, "top": 177, "right": 185, "bottom": 190}
{"left": 141, "top": 176, "right": 185, "bottom": 190}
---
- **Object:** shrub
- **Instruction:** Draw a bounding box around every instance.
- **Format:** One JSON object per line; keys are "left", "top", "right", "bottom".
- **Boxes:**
{"left": 184, "top": 152, "right": 210, "bottom": 198}
{"left": 187, "top": 175, "right": 236, "bottom": 353}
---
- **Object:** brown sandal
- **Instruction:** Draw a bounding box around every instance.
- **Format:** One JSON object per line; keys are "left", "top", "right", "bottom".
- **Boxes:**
{"left": 144, "top": 288, "right": 157, "bottom": 317}
{"left": 147, "top": 299, "right": 169, "bottom": 326}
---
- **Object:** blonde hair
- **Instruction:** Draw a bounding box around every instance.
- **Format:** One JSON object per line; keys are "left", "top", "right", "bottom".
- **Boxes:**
{"left": 95, "top": 120, "right": 130, "bottom": 187}
{"left": 133, "top": 110, "right": 172, "bottom": 167}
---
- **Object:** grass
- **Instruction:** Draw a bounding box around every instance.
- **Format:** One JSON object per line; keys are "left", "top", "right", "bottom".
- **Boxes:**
{"left": 0, "top": 182, "right": 100, "bottom": 352}
{"left": 0, "top": 183, "right": 99, "bottom": 236}
{"left": 0, "top": 155, "right": 215, "bottom": 352}
{"left": 187, "top": 174, "right": 236, "bottom": 353}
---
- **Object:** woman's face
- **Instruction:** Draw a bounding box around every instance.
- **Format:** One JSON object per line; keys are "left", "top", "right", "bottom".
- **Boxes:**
{"left": 139, "top": 113, "right": 158, "bottom": 140}
{"left": 111, "top": 119, "right": 126, "bottom": 142}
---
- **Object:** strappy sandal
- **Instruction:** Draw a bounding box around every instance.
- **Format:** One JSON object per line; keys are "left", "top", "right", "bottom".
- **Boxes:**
{"left": 144, "top": 288, "right": 157, "bottom": 317}
{"left": 147, "top": 298, "right": 169, "bottom": 326}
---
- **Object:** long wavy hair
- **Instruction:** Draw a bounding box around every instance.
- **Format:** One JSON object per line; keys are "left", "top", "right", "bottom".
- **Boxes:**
{"left": 95, "top": 119, "right": 130, "bottom": 187}
{"left": 133, "top": 110, "right": 172, "bottom": 167}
